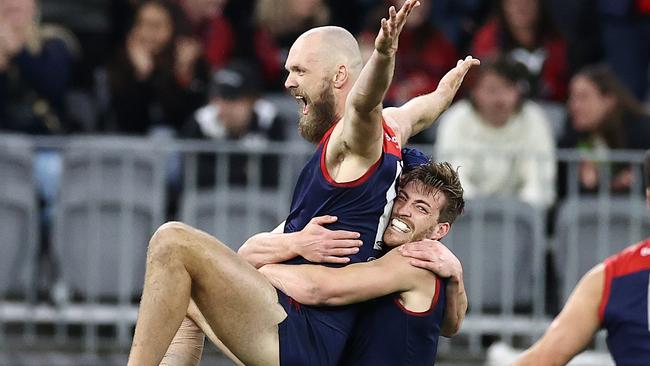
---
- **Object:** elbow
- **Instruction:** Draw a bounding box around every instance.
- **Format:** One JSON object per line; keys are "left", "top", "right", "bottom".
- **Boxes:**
{"left": 440, "top": 317, "right": 462, "bottom": 338}
{"left": 347, "top": 96, "right": 383, "bottom": 117}
{"left": 304, "top": 281, "right": 343, "bottom": 306}
{"left": 237, "top": 241, "right": 262, "bottom": 268}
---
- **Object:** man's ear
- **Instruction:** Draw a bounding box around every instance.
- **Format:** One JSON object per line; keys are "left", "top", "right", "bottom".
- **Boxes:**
{"left": 332, "top": 64, "right": 348, "bottom": 89}
{"left": 646, "top": 188, "right": 650, "bottom": 211}
{"left": 431, "top": 222, "right": 450, "bottom": 241}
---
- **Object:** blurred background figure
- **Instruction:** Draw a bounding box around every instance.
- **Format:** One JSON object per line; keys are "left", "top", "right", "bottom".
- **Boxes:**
{"left": 254, "top": 0, "right": 330, "bottom": 81}
{"left": 435, "top": 57, "right": 556, "bottom": 209}
{"left": 183, "top": 60, "right": 286, "bottom": 189}
{"left": 558, "top": 65, "right": 650, "bottom": 197}
{"left": 176, "top": 0, "right": 233, "bottom": 70}
{"left": 471, "top": 0, "right": 568, "bottom": 102}
{"left": 105, "top": 0, "right": 208, "bottom": 135}
{"left": 0, "top": 0, "right": 80, "bottom": 300}
{"left": 0, "top": 0, "right": 77, "bottom": 134}
{"left": 598, "top": 0, "right": 650, "bottom": 101}
{"left": 357, "top": 0, "right": 459, "bottom": 116}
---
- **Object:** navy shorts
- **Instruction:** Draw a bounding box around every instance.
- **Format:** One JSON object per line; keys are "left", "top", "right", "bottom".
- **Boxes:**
{"left": 277, "top": 290, "right": 349, "bottom": 366}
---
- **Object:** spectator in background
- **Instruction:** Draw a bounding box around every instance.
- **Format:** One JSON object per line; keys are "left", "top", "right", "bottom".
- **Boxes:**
{"left": 430, "top": 0, "right": 492, "bottom": 53}
{"left": 253, "top": 0, "right": 330, "bottom": 91}
{"left": 558, "top": 65, "right": 650, "bottom": 197}
{"left": 176, "top": 0, "right": 233, "bottom": 70}
{"left": 472, "top": 0, "right": 569, "bottom": 102}
{"left": 0, "top": 0, "right": 76, "bottom": 134}
{"left": 106, "top": 0, "right": 208, "bottom": 135}
{"left": 357, "top": 0, "right": 459, "bottom": 113}
{"left": 598, "top": 0, "right": 650, "bottom": 101}
{"left": 0, "top": 0, "right": 80, "bottom": 298}
{"left": 183, "top": 61, "right": 286, "bottom": 188}
{"left": 435, "top": 57, "right": 556, "bottom": 209}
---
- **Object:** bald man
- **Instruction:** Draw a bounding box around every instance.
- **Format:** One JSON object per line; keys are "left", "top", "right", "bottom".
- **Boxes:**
{"left": 127, "top": 1, "right": 478, "bottom": 365}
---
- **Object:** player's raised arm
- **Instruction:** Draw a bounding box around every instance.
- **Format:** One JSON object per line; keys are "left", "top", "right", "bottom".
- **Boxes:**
{"left": 335, "top": 0, "right": 419, "bottom": 158}
{"left": 384, "top": 56, "right": 480, "bottom": 144}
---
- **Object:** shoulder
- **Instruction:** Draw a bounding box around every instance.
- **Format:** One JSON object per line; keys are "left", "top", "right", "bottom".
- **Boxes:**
{"left": 382, "top": 108, "right": 408, "bottom": 147}
{"left": 191, "top": 104, "right": 224, "bottom": 139}
{"left": 40, "top": 24, "right": 79, "bottom": 56}
{"left": 379, "top": 248, "right": 437, "bottom": 287}
{"left": 519, "top": 102, "right": 552, "bottom": 130}
{"left": 254, "top": 99, "right": 284, "bottom": 138}
{"left": 604, "top": 239, "right": 650, "bottom": 278}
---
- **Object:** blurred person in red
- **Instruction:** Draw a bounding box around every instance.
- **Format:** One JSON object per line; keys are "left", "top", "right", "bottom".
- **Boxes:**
{"left": 106, "top": 0, "right": 208, "bottom": 135}
{"left": 557, "top": 65, "right": 650, "bottom": 197}
{"left": 357, "top": 0, "right": 459, "bottom": 111}
{"left": 176, "top": 0, "right": 232, "bottom": 69}
{"left": 471, "top": 0, "right": 569, "bottom": 102}
{"left": 252, "top": 0, "right": 330, "bottom": 91}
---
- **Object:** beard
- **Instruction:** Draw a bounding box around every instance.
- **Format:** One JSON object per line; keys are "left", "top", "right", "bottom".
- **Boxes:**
{"left": 383, "top": 221, "right": 436, "bottom": 247}
{"left": 297, "top": 85, "right": 337, "bottom": 144}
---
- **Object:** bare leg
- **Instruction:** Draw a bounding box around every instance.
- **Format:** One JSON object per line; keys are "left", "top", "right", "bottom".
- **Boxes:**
{"left": 159, "top": 317, "right": 204, "bottom": 366}
{"left": 186, "top": 300, "right": 245, "bottom": 366}
{"left": 160, "top": 301, "right": 244, "bottom": 366}
{"left": 128, "top": 222, "right": 286, "bottom": 366}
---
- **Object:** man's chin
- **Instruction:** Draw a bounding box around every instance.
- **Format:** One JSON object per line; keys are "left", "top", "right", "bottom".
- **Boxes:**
{"left": 383, "top": 231, "right": 410, "bottom": 248}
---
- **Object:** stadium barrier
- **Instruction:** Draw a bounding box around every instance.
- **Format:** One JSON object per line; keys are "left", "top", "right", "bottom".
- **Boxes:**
{"left": 0, "top": 135, "right": 646, "bottom": 363}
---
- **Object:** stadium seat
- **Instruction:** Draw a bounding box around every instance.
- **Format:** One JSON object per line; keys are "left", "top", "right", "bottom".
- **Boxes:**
{"left": 52, "top": 136, "right": 167, "bottom": 301}
{"left": 0, "top": 134, "right": 38, "bottom": 298}
{"left": 444, "top": 198, "right": 547, "bottom": 315}
{"left": 180, "top": 187, "right": 286, "bottom": 251}
{"left": 554, "top": 197, "right": 650, "bottom": 302}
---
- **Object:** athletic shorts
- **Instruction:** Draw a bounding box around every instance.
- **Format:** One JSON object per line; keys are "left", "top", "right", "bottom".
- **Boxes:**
{"left": 277, "top": 289, "right": 349, "bottom": 366}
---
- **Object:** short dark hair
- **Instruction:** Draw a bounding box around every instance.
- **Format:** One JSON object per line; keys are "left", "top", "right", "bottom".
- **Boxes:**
{"left": 400, "top": 161, "right": 465, "bottom": 224}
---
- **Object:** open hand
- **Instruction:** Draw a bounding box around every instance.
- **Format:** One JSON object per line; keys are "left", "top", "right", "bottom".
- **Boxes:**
{"left": 293, "top": 215, "right": 363, "bottom": 264}
{"left": 436, "top": 56, "right": 481, "bottom": 96}
{"left": 127, "top": 32, "right": 154, "bottom": 80}
{"left": 398, "top": 239, "right": 462, "bottom": 279}
{"left": 374, "top": 0, "right": 420, "bottom": 56}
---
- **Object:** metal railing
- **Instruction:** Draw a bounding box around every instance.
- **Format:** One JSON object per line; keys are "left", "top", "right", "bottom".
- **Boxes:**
{"left": 0, "top": 134, "right": 647, "bottom": 364}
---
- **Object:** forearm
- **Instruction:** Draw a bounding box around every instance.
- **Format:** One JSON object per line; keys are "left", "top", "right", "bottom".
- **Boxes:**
{"left": 440, "top": 274, "right": 467, "bottom": 337}
{"left": 401, "top": 88, "right": 454, "bottom": 136}
{"left": 348, "top": 50, "right": 394, "bottom": 114}
{"left": 238, "top": 232, "right": 298, "bottom": 269}
{"left": 259, "top": 264, "right": 327, "bottom": 305}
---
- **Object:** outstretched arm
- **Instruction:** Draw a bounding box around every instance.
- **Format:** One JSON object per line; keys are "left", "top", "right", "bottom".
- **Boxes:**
{"left": 514, "top": 264, "right": 604, "bottom": 366}
{"left": 334, "top": 0, "right": 419, "bottom": 159}
{"left": 398, "top": 240, "right": 467, "bottom": 336}
{"left": 238, "top": 216, "right": 362, "bottom": 268}
{"left": 383, "top": 56, "right": 480, "bottom": 144}
{"left": 259, "top": 248, "right": 426, "bottom": 306}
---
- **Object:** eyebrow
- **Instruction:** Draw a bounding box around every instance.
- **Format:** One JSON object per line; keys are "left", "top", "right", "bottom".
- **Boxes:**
{"left": 399, "top": 190, "right": 433, "bottom": 209}
{"left": 286, "top": 65, "right": 306, "bottom": 72}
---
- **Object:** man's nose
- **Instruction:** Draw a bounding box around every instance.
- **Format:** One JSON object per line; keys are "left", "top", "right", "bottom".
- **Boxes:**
{"left": 285, "top": 74, "right": 297, "bottom": 89}
{"left": 395, "top": 202, "right": 411, "bottom": 217}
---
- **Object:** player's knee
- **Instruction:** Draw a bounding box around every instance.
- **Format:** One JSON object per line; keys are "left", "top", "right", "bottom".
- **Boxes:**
{"left": 148, "top": 221, "right": 192, "bottom": 259}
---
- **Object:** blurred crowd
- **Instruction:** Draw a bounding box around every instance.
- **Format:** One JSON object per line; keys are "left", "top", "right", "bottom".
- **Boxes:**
{"left": 1, "top": 0, "right": 649, "bottom": 205}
